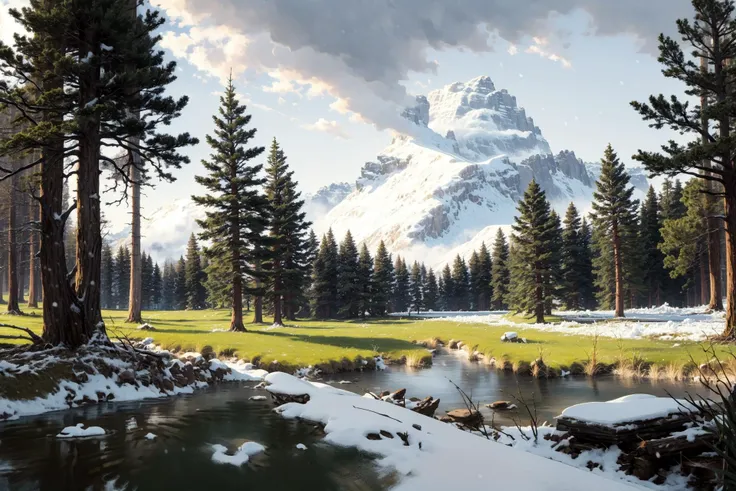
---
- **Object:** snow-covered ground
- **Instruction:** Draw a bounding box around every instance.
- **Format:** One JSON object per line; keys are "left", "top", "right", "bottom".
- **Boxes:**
{"left": 266, "top": 372, "right": 661, "bottom": 490}
{"left": 426, "top": 304, "right": 725, "bottom": 342}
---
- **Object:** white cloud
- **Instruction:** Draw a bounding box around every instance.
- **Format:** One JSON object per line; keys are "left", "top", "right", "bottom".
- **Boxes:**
{"left": 507, "top": 44, "right": 518, "bottom": 55}
{"left": 525, "top": 38, "right": 572, "bottom": 68}
{"left": 302, "top": 118, "right": 349, "bottom": 139}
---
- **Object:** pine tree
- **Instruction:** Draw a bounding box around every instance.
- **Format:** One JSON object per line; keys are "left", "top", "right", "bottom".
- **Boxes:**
{"left": 560, "top": 203, "right": 587, "bottom": 310}
{"left": 0, "top": 0, "right": 196, "bottom": 344}
{"left": 264, "top": 139, "right": 311, "bottom": 324}
{"left": 357, "top": 244, "right": 373, "bottom": 318}
{"left": 161, "top": 261, "right": 176, "bottom": 310}
{"left": 101, "top": 242, "right": 115, "bottom": 310}
{"left": 311, "top": 229, "right": 339, "bottom": 318}
{"left": 491, "top": 229, "right": 510, "bottom": 310}
{"left": 192, "top": 76, "right": 266, "bottom": 331}
{"left": 580, "top": 219, "right": 597, "bottom": 310}
{"left": 151, "top": 263, "right": 162, "bottom": 310}
{"left": 451, "top": 255, "right": 470, "bottom": 311}
{"left": 509, "top": 180, "right": 557, "bottom": 323}
{"left": 423, "top": 268, "right": 439, "bottom": 311}
{"left": 298, "top": 230, "right": 320, "bottom": 317}
{"left": 408, "top": 261, "right": 423, "bottom": 314}
{"left": 115, "top": 246, "right": 131, "bottom": 310}
{"left": 185, "top": 234, "right": 206, "bottom": 310}
{"left": 392, "top": 257, "right": 410, "bottom": 313}
{"left": 468, "top": 251, "right": 481, "bottom": 311}
{"left": 478, "top": 243, "right": 493, "bottom": 311}
{"left": 631, "top": 0, "right": 736, "bottom": 332}
{"left": 545, "top": 210, "right": 563, "bottom": 315}
{"left": 140, "top": 251, "right": 152, "bottom": 310}
{"left": 440, "top": 264, "right": 454, "bottom": 310}
{"left": 371, "top": 241, "right": 394, "bottom": 316}
{"left": 639, "top": 186, "right": 666, "bottom": 307}
{"left": 591, "top": 145, "right": 639, "bottom": 318}
{"left": 660, "top": 180, "right": 714, "bottom": 306}
{"left": 337, "top": 231, "right": 360, "bottom": 318}
{"left": 175, "top": 256, "right": 187, "bottom": 310}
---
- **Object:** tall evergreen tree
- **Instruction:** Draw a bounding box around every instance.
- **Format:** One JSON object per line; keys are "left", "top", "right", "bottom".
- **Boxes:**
{"left": 392, "top": 256, "right": 410, "bottom": 313}
{"left": 545, "top": 210, "right": 564, "bottom": 315}
{"left": 423, "top": 268, "right": 439, "bottom": 311}
{"left": 409, "top": 261, "right": 423, "bottom": 314}
{"left": 591, "top": 145, "right": 639, "bottom": 317}
{"left": 631, "top": 0, "right": 736, "bottom": 333}
{"left": 337, "top": 231, "right": 360, "bottom": 318}
{"left": 357, "top": 244, "right": 373, "bottom": 318}
{"left": 174, "top": 256, "right": 187, "bottom": 310}
{"left": 451, "top": 255, "right": 470, "bottom": 311}
{"left": 509, "top": 180, "right": 557, "bottom": 323}
{"left": 151, "top": 262, "right": 162, "bottom": 310}
{"left": 311, "top": 229, "right": 339, "bottom": 318}
{"left": 185, "top": 234, "right": 206, "bottom": 310}
{"left": 299, "top": 230, "right": 320, "bottom": 317}
{"left": 192, "top": 76, "right": 266, "bottom": 330}
{"left": 580, "top": 219, "right": 597, "bottom": 310}
{"left": 560, "top": 203, "right": 588, "bottom": 310}
{"left": 491, "top": 229, "right": 510, "bottom": 310}
{"left": 161, "top": 261, "right": 176, "bottom": 310}
{"left": 371, "top": 240, "right": 393, "bottom": 316}
{"left": 640, "top": 186, "right": 667, "bottom": 307}
{"left": 440, "top": 264, "right": 453, "bottom": 310}
{"left": 140, "top": 252, "right": 152, "bottom": 310}
{"left": 101, "top": 242, "right": 115, "bottom": 310}
{"left": 264, "top": 139, "right": 311, "bottom": 324}
{"left": 115, "top": 246, "right": 131, "bottom": 310}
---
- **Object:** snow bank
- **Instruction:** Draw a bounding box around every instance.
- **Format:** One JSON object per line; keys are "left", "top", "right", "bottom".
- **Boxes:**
{"left": 57, "top": 423, "right": 106, "bottom": 438}
{"left": 219, "top": 359, "right": 269, "bottom": 382}
{"left": 265, "top": 373, "right": 635, "bottom": 490}
{"left": 211, "top": 441, "right": 265, "bottom": 466}
{"left": 145, "top": 433, "right": 157, "bottom": 440}
{"left": 561, "top": 394, "right": 694, "bottom": 426}
{"left": 429, "top": 304, "right": 724, "bottom": 341}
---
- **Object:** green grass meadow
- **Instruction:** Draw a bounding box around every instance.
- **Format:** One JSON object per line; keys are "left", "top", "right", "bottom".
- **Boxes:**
{"left": 1, "top": 308, "right": 729, "bottom": 373}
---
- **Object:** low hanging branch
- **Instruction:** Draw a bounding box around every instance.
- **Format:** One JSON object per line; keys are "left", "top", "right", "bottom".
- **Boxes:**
{"left": 0, "top": 324, "right": 44, "bottom": 345}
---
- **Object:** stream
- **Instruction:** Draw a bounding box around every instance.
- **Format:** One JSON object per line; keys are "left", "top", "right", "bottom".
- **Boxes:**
{"left": 0, "top": 352, "right": 710, "bottom": 491}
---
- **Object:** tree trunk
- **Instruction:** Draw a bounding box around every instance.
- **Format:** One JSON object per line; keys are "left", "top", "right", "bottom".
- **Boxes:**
{"left": 7, "top": 172, "right": 20, "bottom": 314}
{"left": 707, "top": 219, "right": 723, "bottom": 311}
{"left": 612, "top": 222, "right": 625, "bottom": 318}
{"left": 253, "top": 259, "right": 263, "bottom": 324}
{"left": 27, "top": 189, "right": 39, "bottom": 309}
{"left": 700, "top": 249, "right": 709, "bottom": 306}
{"left": 535, "top": 264, "right": 544, "bottom": 324}
{"left": 273, "top": 262, "right": 282, "bottom": 326}
{"left": 722, "top": 192, "right": 736, "bottom": 339}
{"left": 126, "top": 161, "right": 142, "bottom": 323}
{"left": 230, "top": 273, "right": 246, "bottom": 332}
{"left": 74, "top": 26, "right": 104, "bottom": 337}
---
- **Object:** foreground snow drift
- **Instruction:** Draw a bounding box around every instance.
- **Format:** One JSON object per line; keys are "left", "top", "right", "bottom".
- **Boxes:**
{"left": 265, "top": 372, "right": 638, "bottom": 490}
{"left": 561, "top": 394, "right": 694, "bottom": 426}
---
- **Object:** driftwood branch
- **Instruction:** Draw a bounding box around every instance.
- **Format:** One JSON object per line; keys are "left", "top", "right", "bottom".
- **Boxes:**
{"left": 351, "top": 405, "right": 404, "bottom": 423}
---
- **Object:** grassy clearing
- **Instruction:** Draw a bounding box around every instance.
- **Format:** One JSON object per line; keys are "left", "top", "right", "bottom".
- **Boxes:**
{"left": 0, "top": 308, "right": 731, "bottom": 374}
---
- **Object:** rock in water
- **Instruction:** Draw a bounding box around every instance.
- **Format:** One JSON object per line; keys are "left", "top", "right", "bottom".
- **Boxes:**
{"left": 446, "top": 409, "right": 483, "bottom": 427}
{"left": 487, "top": 401, "right": 517, "bottom": 411}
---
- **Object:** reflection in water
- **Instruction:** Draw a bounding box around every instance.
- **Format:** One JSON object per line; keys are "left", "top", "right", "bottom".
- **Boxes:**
{"left": 0, "top": 352, "right": 709, "bottom": 491}
{"left": 0, "top": 382, "right": 387, "bottom": 491}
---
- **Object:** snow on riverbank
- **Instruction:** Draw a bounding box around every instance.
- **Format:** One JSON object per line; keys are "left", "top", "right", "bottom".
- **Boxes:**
{"left": 0, "top": 344, "right": 269, "bottom": 422}
{"left": 561, "top": 394, "right": 695, "bottom": 426}
{"left": 265, "top": 372, "right": 640, "bottom": 490}
{"left": 428, "top": 304, "right": 725, "bottom": 341}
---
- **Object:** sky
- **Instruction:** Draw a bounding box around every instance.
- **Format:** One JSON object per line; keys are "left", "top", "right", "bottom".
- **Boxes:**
{"left": 0, "top": 0, "right": 695, "bottom": 241}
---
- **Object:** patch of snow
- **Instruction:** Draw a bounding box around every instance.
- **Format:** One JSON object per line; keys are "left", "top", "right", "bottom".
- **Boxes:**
{"left": 211, "top": 441, "right": 265, "bottom": 466}
{"left": 84, "top": 98, "right": 98, "bottom": 109}
{"left": 144, "top": 432, "right": 157, "bottom": 440}
{"left": 265, "top": 373, "right": 634, "bottom": 490}
{"left": 560, "top": 394, "right": 695, "bottom": 426}
{"left": 57, "top": 423, "right": 106, "bottom": 438}
{"left": 337, "top": 380, "right": 352, "bottom": 385}
{"left": 100, "top": 43, "right": 113, "bottom": 51}
{"left": 221, "top": 359, "right": 268, "bottom": 382}
{"left": 141, "top": 337, "right": 154, "bottom": 346}
{"left": 296, "top": 443, "right": 307, "bottom": 450}
{"left": 501, "top": 331, "right": 517, "bottom": 341}
{"left": 249, "top": 396, "right": 267, "bottom": 401}
{"left": 374, "top": 356, "right": 386, "bottom": 371}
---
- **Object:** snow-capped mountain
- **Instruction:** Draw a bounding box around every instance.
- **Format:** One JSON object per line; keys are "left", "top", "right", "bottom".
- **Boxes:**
{"left": 311, "top": 75, "right": 648, "bottom": 265}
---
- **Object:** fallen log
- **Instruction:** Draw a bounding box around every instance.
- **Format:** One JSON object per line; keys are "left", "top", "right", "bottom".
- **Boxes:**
{"left": 556, "top": 414, "right": 693, "bottom": 446}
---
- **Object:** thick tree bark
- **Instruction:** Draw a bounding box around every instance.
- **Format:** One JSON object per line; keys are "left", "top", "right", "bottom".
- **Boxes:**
{"left": 273, "top": 259, "right": 283, "bottom": 326}
{"left": 6, "top": 172, "right": 20, "bottom": 314}
{"left": 126, "top": 161, "right": 142, "bottom": 323}
{"left": 125, "top": 0, "right": 143, "bottom": 324}
{"left": 74, "top": 26, "right": 104, "bottom": 336}
{"left": 612, "top": 222, "right": 625, "bottom": 318}
{"left": 706, "top": 43, "right": 724, "bottom": 312}
{"left": 723, "top": 191, "right": 736, "bottom": 339}
{"left": 253, "top": 259, "right": 263, "bottom": 324}
{"left": 27, "top": 188, "right": 40, "bottom": 308}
